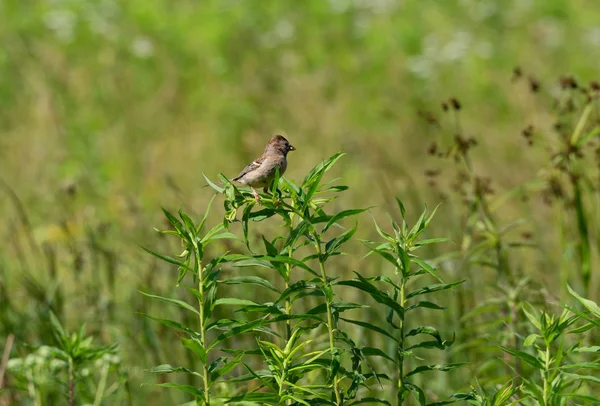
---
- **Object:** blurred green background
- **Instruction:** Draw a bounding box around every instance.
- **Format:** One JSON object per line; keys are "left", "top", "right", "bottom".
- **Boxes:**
{"left": 1, "top": 0, "right": 600, "bottom": 404}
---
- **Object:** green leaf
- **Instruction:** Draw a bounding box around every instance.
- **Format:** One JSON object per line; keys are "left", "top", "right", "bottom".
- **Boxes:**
{"left": 138, "top": 291, "right": 199, "bottom": 316}
{"left": 140, "top": 314, "right": 198, "bottom": 336}
{"left": 404, "top": 382, "right": 426, "bottom": 406}
{"left": 212, "top": 298, "right": 259, "bottom": 308}
{"left": 412, "top": 238, "right": 451, "bottom": 248}
{"left": 405, "top": 326, "right": 442, "bottom": 344}
{"left": 348, "top": 398, "right": 393, "bottom": 405}
{"left": 364, "top": 245, "right": 399, "bottom": 268}
{"left": 498, "top": 345, "right": 543, "bottom": 369}
{"left": 411, "top": 258, "right": 443, "bottom": 283}
{"left": 361, "top": 347, "right": 394, "bottom": 362}
{"left": 561, "top": 362, "right": 600, "bottom": 369}
{"left": 237, "top": 255, "right": 318, "bottom": 277}
{"left": 210, "top": 352, "right": 244, "bottom": 380}
{"left": 325, "top": 222, "right": 358, "bottom": 255}
{"left": 161, "top": 207, "right": 185, "bottom": 235}
{"left": 209, "top": 318, "right": 266, "bottom": 350}
{"left": 149, "top": 382, "right": 204, "bottom": 398}
{"left": 562, "top": 373, "right": 600, "bottom": 384}
{"left": 406, "top": 281, "right": 465, "bottom": 300}
{"left": 337, "top": 273, "right": 404, "bottom": 319}
{"left": 141, "top": 246, "right": 191, "bottom": 270}
{"left": 323, "top": 208, "right": 371, "bottom": 233}
{"left": 276, "top": 280, "right": 319, "bottom": 304}
{"left": 226, "top": 392, "right": 281, "bottom": 403}
{"left": 405, "top": 363, "right": 467, "bottom": 377}
{"left": 408, "top": 206, "right": 428, "bottom": 240}
{"left": 241, "top": 203, "right": 253, "bottom": 248}
{"left": 203, "top": 173, "right": 224, "bottom": 193}
{"left": 178, "top": 208, "right": 197, "bottom": 234}
{"left": 395, "top": 197, "right": 406, "bottom": 219}
{"left": 521, "top": 304, "right": 542, "bottom": 331}
{"left": 568, "top": 284, "right": 600, "bottom": 318}
{"left": 490, "top": 381, "right": 518, "bottom": 405}
{"left": 341, "top": 318, "right": 399, "bottom": 343}
{"left": 406, "top": 301, "right": 445, "bottom": 312}
{"left": 574, "top": 125, "right": 600, "bottom": 147}
{"left": 146, "top": 364, "right": 200, "bottom": 376}
{"left": 181, "top": 337, "right": 207, "bottom": 364}
{"left": 249, "top": 208, "right": 278, "bottom": 222}
{"left": 332, "top": 301, "right": 368, "bottom": 312}
{"left": 573, "top": 346, "right": 600, "bottom": 353}
{"left": 197, "top": 194, "right": 217, "bottom": 234}
{"left": 523, "top": 334, "right": 539, "bottom": 347}
{"left": 302, "top": 152, "right": 345, "bottom": 187}
{"left": 49, "top": 311, "right": 67, "bottom": 346}
{"left": 221, "top": 276, "right": 279, "bottom": 292}
{"left": 570, "top": 103, "right": 593, "bottom": 145}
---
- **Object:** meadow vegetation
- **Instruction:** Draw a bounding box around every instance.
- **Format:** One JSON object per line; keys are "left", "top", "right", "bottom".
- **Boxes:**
{"left": 1, "top": 0, "right": 600, "bottom": 405}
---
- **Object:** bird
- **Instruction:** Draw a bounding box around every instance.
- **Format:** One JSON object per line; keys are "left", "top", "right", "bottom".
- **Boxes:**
{"left": 230, "top": 135, "right": 295, "bottom": 202}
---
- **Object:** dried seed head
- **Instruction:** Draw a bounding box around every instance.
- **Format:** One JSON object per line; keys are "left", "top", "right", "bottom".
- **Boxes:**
{"left": 441, "top": 101, "right": 449, "bottom": 112}
{"left": 424, "top": 169, "right": 441, "bottom": 177}
{"left": 528, "top": 76, "right": 540, "bottom": 93}
{"left": 521, "top": 231, "right": 533, "bottom": 240}
{"left": 450, "top": 97, "right": 461, "bottom": 110}
{"left": 474, "top": 176, "right": 494, "bottom": 196}
{"left": 427, "top": 141, "right": 438, "bottom": 156}
{"left": 553, "top": 121, "right": 564, "bottom": 132}
{"left": 512, "top": 66, "right": 522, "bottom": 82}
{"left": 418, "top": 110, "right": 439, "bottom": 126}
{"left": 590, "top": 81, "right": 600, "bottom": 91}
{"left": 522, "top": 125, "right": 534, "bottom": 145}
{"left": 559, "top": 75, "right": 578, "bottom": 90}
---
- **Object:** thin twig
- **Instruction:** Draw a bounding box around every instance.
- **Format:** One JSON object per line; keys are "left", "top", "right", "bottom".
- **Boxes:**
{"left": 0, "top": 334, "right": 15, "bottom": 390}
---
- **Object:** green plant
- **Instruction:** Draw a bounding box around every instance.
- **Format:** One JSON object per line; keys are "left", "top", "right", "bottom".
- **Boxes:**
{"left": 351, "top": 200, "right": 466, "bottom": 404}
{"left": 497, "top": 285, "right": 600, "bottom": 405}
{"left": 144, "top": 154, "right": 466, "bottom": 405}
{"left": 6, "top": 312, "right": 122, "bottom": 406}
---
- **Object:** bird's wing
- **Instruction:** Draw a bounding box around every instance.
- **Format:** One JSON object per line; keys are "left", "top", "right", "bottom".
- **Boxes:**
{"left": 232, "top": 155, "right": 266, "bottom": 181}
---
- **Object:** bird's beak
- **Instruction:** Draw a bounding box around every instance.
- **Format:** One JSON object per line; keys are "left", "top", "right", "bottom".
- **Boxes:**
{"left": 289, "top": 145, "right": 296, "bottom": 151}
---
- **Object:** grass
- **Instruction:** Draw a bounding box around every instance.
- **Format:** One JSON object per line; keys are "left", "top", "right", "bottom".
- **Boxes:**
{"left": 1, "top": 0, "right": 600, "bottom": 405}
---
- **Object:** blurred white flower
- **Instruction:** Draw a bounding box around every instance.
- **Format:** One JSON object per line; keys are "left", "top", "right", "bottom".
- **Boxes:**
{"left": 586, "top": 27, "right": 600, "bottom": 46}
{"left": 50, "top": 359, "right": 67, "bottom": 370}
{"left": 131, "top": 36, "right": 154, "bottom": 59}
{"left": 355, "top": 0, "right": 397, "bottom": 14}
{"left": 262, "top": 19, "right": 296, "bottom": 48}
{"left": 37, "top": 346, "right": 52, "bottom": 358}
{"left": 536, "top": 18, "right": 564, "bottom": 49}
{"left": 43, "top": 9, "right": 77, "bottom": 42}
{"left": 440, "top": 31, "right": 472, "bottom": 62}
{"left": 24, "top": 354, "right": 40, "bottom": 367}
{"left": 406, "top": 56, "right": 434, "bottom": 79}
{"left": 7, "top": 358, "right": 23, "bottom": 371}
{"left": 328, "top": 0, "right": 350, "bottom": 14}
{"left": 274, "top": 20, "right": 295, "bottom": 41}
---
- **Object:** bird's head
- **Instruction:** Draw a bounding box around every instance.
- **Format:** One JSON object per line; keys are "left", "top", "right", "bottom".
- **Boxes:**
{"left": 266, "top": 135, "right": 295, "bottom": 156}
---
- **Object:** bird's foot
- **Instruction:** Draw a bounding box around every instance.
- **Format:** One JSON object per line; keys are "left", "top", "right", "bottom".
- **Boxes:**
{"left": 251, "top": 187, "right": 261, "bottom": 203}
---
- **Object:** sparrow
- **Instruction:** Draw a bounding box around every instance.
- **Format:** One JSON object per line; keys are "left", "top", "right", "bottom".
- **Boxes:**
{"left": 231, "top": 135, "right": 295, "bottom": 201}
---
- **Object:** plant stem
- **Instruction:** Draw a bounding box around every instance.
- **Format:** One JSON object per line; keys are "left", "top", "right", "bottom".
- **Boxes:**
{"left": 542, "top": 343, "right": 551, "bottom": 406}
{"left": 397, "top": 275, "right": 406, "bottom": 405}
{"left": 314, "top": 235, "right": 342, "bottom": 405}
{"left": 194, "top": 242, "right": 211, "bottom": 406}
{"left": 285, "top": 246, "right": 293, "bottom": 340}
{"left": 68, "top": 358, "right": 75, "bottom": 406}
{"left": 93, "top": 362, "right": 109, "bottom": 406}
